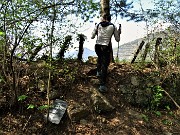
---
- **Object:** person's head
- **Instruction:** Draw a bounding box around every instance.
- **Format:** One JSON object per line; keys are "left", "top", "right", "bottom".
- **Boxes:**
{"left": 102, "top": 14, "right": 111, "bottom": 22}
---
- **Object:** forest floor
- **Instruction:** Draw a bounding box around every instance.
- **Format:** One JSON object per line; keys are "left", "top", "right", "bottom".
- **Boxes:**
{"left": 0, "top": 60, "right": 180, "bottom": 135}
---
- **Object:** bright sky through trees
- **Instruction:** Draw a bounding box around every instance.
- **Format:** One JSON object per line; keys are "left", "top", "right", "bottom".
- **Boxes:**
{"left": 79, "top": 0, "right": 156, "bottom": 51}
{"left": 32, "top": 0, "right": 170, "bottom": 58}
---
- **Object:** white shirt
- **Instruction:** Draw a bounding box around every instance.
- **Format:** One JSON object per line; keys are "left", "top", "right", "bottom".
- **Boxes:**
{"left": 91, "top": 22, "right": 120, "bottom": 46}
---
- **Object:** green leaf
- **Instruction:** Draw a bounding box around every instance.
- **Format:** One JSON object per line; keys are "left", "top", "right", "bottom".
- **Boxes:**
{"left": 27, "top": 104, "right": 35, "bottom": 109}
{"left": 0, "top": 76, "right": 4, "bottom": 83}
{"left": 169, "top": 111, "right": 173, "bottom": 116}
{"left": 0, "top": 31, "right": 5, "bottom": 36}
{"left": 155, "top": 111, "right": 162, "bottom": 116}
{"left": 38, "top": 105, "right": 49, "bottom": 110}
{"left": 165, "top": 105, "right": 170, "bottom": 110}
{"left": 141, "top": 114, "right": 149, "bottom": 122}
{"left": 17, "top": 53, "right": 22, "bottom": 57}
{"left": 18, "top": 95, "right": 28, "bottom": 101}
{"left": 162, "top": 119, "right": 172, "bottom": 125}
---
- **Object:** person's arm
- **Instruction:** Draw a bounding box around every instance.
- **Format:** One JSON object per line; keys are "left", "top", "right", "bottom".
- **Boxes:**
{"left": 91, "top": 24, "right": 98, "bottom": 39}
{"left": 114, "top": 26, "right": 121, "bottom": 42}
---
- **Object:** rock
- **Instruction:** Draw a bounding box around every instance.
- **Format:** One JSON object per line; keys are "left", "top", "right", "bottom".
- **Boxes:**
{"left": 45, "top": 99, "right": 68, "bottom": 124}
{"left": 131, "top": 76, "right": 139, "bottom": 86}
{"left": 117, "top": 85, "right": 135, "bottom": 103}
{"left": 67, "top": 101, "right": 90, "bottom": 122}
{"left": 135, "top": 90, "right": 149, "bottom": 105}
{"left": 118, "top": 85, "right": 128, "bottom": 94}
{"left": 90, "top": 87, "right": 115, "bottom": 113}
{"left": 125, "top": 93, "right": 135, "bottom": 103}
{"left": 49, "top": 90, "right": 61, "bottom": 100}
{"left": 90, "top": 78, "right": 99, "bottom": 85}
{"left": 164, "top": 132, "right": 173, "bottom": 135}
{"left": 80, "top": 119, "right": 88, "bottom": 125}
{"left": 128, "top": 109, "right": 142, "bottom": 120}
{"left": 38, "top": 80, "right": 47, "bottom": 92}
{"left": 87, "top": 56, "right": 97, "bottom": 64}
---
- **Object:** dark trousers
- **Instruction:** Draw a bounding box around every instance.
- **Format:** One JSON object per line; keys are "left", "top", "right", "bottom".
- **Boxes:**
{"left": 95, "top": 44, "right": 110, "bottom": 85}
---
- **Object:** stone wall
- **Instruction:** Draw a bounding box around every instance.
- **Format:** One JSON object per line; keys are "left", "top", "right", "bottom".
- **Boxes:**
{"left": 117, "top": 71, "right": 180, "bottom": 108}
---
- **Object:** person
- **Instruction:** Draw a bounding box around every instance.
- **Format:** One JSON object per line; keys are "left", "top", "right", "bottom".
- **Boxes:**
{"left": 91, "top": 14, "right": 121, "bottom": 92}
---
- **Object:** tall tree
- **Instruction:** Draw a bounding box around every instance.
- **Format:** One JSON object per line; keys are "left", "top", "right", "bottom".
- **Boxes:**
{"left": 100, "top": 0, "right": 110, "bottom": 16}
{"left": 100, "top": 0, "right": 114, "bottom": 62}
{"left": 99, "top": 0, "right": 134, "bottom": 62}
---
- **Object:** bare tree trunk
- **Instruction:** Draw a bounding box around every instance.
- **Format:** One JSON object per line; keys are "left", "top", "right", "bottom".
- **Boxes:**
{"left": 47, "top": 0, "right": 56, "bottom": 123}
{"left": 100, "top": 0, "right": 110, "bottom": 16}
{"left": 100, "top": 0, "right": 114, "bottom": 62}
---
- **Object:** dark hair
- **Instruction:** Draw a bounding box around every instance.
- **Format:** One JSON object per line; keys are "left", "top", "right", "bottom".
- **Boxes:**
{"left": 102, "top": 14, "right": 111, "bottom": 22}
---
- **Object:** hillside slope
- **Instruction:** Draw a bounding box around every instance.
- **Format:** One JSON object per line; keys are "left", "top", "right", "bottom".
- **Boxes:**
{"left": 0, "top": 60, "right": 179, "bottom": 135}
{"left": 113, "top": 38, "right": 143, "bottom": 61}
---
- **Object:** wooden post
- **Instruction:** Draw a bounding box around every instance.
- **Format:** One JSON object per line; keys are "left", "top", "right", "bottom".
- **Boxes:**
{"left": 142, "top": 42, "right": 150, "bottom": 62}
{"left": 154, "top": 38, "right": 162, "bottom": 67}
{"left": 77, "top": 35, "right": 85, "bottom": 61}
{"left": 131, "top": 41, "right": 145, "bottom": 64}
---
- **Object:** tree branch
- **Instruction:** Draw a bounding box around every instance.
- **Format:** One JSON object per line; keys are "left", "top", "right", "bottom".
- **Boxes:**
{"left": 113, "top": 0, "right": 145, "bottom": 21}
{"left": 163, "top": 89, "right": 180, "bottom": 110}
{"left": 0, "top": 0, "right": 75, "bottom": 29}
